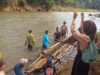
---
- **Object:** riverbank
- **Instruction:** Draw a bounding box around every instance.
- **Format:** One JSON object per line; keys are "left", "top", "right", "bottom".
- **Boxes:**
{"left": 51, "top": 5, "right": 99, "bottom": 12}
{"left": 0, "top": 5, "right": 99, "bottom": 12}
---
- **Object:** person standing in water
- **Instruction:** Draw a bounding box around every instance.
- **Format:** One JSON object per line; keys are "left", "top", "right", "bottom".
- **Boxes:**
{"left": 53, "top": 27, "right": 61, "bottom": 41}
{"left": 60, "top": 21, "right": 68, "bottom": 37}
{"left": 71, "top": 12, "right": 97, "bottom": 75}
{"left": 42, "top": 30, "right": 51, "bottom": 49}
{"left": 25, "top": 30, "right": 35, "bottom": 51}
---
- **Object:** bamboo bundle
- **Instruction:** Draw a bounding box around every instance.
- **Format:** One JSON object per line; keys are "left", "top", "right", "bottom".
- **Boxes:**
{"left": 25, "top": 38, "right": 76, "bottom": 74}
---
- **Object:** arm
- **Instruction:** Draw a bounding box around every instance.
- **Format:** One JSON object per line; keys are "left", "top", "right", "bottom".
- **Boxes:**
{"left": 25, "top": 36, "right": 28, "bottom": 47}
{"left": 53, "top": 32, "right": 57, "bottom": 40}
{"left": 46, "top": 35, "right": 51, "bottom": 43}
{"left": 32, "top": 35, "right": 35, "bottom": 45}
{"left": 71, "top": 12, "right": 86, "bottom": 42}
{"left": 79, "top": 13, "right": 84, "bottom": 34}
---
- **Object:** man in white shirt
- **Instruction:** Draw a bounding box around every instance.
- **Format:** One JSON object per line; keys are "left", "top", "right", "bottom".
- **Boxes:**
{"left": 60, "top": 21, "right": 68, "bottom": 37}
{"left": 0, "top": 59, "right": 6, "bottom": 75}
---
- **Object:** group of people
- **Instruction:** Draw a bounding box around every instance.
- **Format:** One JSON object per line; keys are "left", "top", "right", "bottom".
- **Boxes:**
{"left": 0, "top": 57, "right": 55, "bottom": 75}
{"left": 25, "top": 21, "right": 68, "bottom": 50}
{"left": 0, "top": 11, "right": 99, "bottom": 75}
{"left": 54, "top": 21, "right": 68, "bottom": 41}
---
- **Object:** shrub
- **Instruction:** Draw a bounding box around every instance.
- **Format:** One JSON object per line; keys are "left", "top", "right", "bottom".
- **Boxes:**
{"left": 18, "top": 0, "right": 26, "bottom": 7}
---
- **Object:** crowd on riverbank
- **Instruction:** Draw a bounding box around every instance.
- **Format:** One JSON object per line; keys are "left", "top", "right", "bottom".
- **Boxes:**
{"left": 0, "top": 11, "right": 99, "bottom": 75}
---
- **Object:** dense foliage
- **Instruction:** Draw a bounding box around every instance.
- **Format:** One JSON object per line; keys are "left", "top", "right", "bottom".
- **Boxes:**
{"left": 0, "top": 0, "right": 100, "bottom": 10}
{"left": 79, "top": 0, "right": 100, "bottom": 9}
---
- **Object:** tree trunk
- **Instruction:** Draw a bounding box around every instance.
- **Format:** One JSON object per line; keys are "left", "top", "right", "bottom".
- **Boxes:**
{"left": 58, "top": 0, "right": 61, "bottom": 5}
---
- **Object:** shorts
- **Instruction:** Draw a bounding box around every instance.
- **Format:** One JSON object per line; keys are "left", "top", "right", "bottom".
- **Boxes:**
{"left": 43, "top": 45, "right": 47, "bottom": 49}
{"left": 28, "top": 45, "right": 33, "bottom": 51}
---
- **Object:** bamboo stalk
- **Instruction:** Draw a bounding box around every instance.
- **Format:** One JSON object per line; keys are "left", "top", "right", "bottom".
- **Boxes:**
{"left": 25, "top": 38, "right": 76, "bottom": 73}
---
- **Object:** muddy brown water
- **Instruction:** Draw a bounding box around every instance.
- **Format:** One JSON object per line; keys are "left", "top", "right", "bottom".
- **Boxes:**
{"left": 0, "top": 12, "right": 100, "bottom": 74}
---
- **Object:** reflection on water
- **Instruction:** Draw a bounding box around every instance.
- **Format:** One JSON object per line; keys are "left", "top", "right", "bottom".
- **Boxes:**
{"left": 0, "top": 12, "right": 100, "bottom": 72}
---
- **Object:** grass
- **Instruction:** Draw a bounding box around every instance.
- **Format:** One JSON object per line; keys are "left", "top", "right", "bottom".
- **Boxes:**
{"left": 51, "top": 5, "right": 99, "bottom": 12}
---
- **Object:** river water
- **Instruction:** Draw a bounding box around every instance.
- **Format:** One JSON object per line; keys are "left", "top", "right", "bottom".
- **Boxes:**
{"left": 0, "top": 12, "right": 100, "bottom": 72}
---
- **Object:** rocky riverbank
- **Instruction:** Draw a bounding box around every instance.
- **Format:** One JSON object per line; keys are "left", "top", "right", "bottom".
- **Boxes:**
{"left": 0, "top": 5, "right": 99, "bottom": 12}
{"left": 0, "top": 5, "right": 42, "bottom": 12}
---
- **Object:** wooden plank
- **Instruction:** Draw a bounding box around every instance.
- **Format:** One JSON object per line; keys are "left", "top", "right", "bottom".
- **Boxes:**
{"left": 25, "top": 38, "right": 74, "bottom": 73}
{"left": 26, "top": 44, "right": 73, "bottom": 73}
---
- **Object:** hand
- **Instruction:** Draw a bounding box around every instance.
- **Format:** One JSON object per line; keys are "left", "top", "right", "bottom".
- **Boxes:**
{"left": 24, "top": 71, "right": 30, "bottom": 74}
{"left": 73, "top": 11, "right": 78, "bottom": 19}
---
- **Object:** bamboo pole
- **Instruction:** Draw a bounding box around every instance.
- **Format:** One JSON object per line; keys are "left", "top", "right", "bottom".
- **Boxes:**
{"left": 26, "top": 44, "right": 75, "bottom": 73}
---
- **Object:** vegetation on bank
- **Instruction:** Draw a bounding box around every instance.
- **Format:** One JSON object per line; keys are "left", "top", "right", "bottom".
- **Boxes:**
{"left": 0, "top": 0, "right": 99, "bottom": 12}
{"left": 51, "top": 5, "right": 98, "bottom": 12}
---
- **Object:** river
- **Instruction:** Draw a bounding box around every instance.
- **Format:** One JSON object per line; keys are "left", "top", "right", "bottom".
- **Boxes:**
{"left": 0, "top": 12, "right": 100, "bottom": 73}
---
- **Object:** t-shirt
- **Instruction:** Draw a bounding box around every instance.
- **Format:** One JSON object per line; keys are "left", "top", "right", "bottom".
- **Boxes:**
{"left": 42, "top": 65, "right": 56, "bottom": 75}
{"left": 0, "top": 71, "right": 5, "bottom": 75}
{"left": 54, "top": 32, "right": 61, "bottom": 40}
{"left": 25, "top": 34, "right": 34, "bottom": 46}
{"left": 14, "top": 64, "right": 25, "bottom": 75}
{"left": 42, "top": 34, "right": 51, "bottom": 46}
{"left": 61, "top": 25, "right": 68, "bottom": 33}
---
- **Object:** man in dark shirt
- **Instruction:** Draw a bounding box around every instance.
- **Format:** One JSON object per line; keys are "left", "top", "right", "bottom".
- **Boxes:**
{"left": 54, "top": 27, "right": 61, "bottom": 41}
{"left": 42, "top": 58, "right": 56, "bottom": 75}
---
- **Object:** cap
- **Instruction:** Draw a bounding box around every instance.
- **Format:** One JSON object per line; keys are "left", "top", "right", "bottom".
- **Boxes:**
{"left": 47, "top": 58, "right": 52, "bottom": 64}
{"left": 19, "top": 58, "right": 28, "bottom": 65}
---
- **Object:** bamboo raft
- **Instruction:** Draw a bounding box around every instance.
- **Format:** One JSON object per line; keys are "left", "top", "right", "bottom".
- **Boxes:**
{"left": 25, "top": 38, "right": 77, "bottom": 74}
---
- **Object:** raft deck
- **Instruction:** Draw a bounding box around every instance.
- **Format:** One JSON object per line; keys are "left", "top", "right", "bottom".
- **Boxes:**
{"left": 25, "top": 38, "right": 77, "bottom": 74}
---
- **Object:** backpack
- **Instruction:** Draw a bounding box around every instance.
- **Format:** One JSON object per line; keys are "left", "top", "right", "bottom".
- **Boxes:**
{"left": 46, "top": 68, "right": 54, "bottom": 75}
{"left": 82, "top": 37, "right": 99, "bottom": 63}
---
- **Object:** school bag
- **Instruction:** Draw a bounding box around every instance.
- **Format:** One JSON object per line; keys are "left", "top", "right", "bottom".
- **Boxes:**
{"left": 46, "top": 68, "right": 54, "bottom": 75}
{"left": 82, "top": 37, "right": 99, "bottom": 63}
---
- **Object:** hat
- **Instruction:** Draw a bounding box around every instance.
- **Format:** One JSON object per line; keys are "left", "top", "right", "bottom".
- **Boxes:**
{"left": 19, "top": 58, "right": 28, "bottom": 65}
{"left": 47, "top": 58, "right": 52, "bottom": 64}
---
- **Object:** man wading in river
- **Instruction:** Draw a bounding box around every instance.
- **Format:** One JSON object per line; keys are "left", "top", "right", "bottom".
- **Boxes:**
{"left": 53, "top": 27, "right": 61, "bottom": 41}
{"left": 42, "top": 30, "right": 51, "bottom": 49}
{"left": 60, "top": 21, "right": 68, "bottom": 37}
{"left": 25, "top": 30, "right": 35, "bottom": 51}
